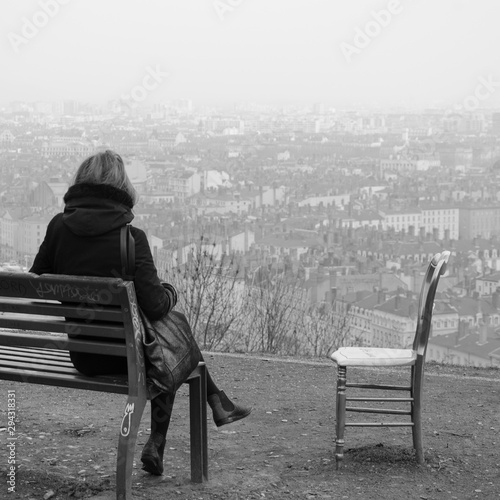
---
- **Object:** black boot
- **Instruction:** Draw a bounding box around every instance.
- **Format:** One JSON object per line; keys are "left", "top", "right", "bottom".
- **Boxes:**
{"left": 141, "top": 432, "right": 166, "bottom": 475}
{"left": 207, "top": 390, "right": 252, "bottom": 427}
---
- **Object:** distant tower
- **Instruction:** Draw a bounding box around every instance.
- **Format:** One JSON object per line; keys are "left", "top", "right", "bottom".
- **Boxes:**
{"left": 402, "top": 128, "right": 409, "bottom": 142}
{"left": 313, "top": 102, "right": 325, "bottom": 115}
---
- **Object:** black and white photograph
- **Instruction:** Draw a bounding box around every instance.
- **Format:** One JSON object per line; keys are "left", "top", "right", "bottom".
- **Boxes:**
{"left": 1, "top": 1, "right": 499, "bottom": 499}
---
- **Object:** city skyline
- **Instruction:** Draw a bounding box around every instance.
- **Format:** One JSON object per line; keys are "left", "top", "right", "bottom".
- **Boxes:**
{"left": 2, "top": 0, "right": 500, "bottom": 110}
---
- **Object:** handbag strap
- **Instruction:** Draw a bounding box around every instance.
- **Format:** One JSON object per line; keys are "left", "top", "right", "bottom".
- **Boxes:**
{"left": 120, "top": 225, "right": 135, "bottom": 280}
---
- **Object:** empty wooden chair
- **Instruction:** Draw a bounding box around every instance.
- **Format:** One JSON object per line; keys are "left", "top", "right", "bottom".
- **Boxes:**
{"left": 330, "top": 251, "right": 450, "bottom": 469}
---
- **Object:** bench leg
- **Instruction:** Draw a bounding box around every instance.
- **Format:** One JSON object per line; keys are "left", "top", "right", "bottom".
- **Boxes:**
{"left": 116, "top": 395, "right": 147, "bottom": 500}
{"left": 188, "top": 365, "right": 208, "bottom": 483}
{"left": 200, "top": 364, "right": 208, "bottom": 480}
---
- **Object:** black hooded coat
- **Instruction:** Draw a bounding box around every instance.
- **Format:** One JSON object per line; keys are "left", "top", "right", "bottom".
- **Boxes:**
{"left": 30, "top": 182, "right": 176, "bottom": 375}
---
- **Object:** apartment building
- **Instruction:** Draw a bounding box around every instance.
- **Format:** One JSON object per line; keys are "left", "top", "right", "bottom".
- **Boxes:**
{"left": 371, "top": 293, "right": 417, "bottom": 348}
{"left": 459, "top": 205, "right": 500, "bottom": 239}
{"left": 379, "top": 208, "right": 422, "bottom": 233}
{"left": 0, "top": 211, "right": 49, "bottom": 261}
{"left": 167, "top": 171, "right": 201, "bottom": 201}
{"left": 298, "top": 193, "right": 350, "bottom": 208}
{"left": 475, "top": 273, "right": 500, "bottom": 297}
{"left": 379, "top": 158, "right": 417, "bottom": 175}
{"left": 41, "top": 140, "right": 95, "bottom": 157}
{"left": 0, "top": 130, "right": 15, "bottom": 143}
{"left": 17, "top": 215, "right": 49, "bottom": 257}
{"left": 420, "top": 204, "right": 459, "bottom": 240}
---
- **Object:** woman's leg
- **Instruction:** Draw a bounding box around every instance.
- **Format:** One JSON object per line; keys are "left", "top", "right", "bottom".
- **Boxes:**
{"left": 199, "top": 354, "right": 252, "bottom": 427}
{"left": 199, "top": 353, "right": 221, "bottom": 396}
{"left": 170, "top": 312, "right": 251, "bottom": 427}
{"left": 141, "top": 392, "right": 175, "bottom": 475}
{"left": 151, "top": 391, "right": 175, "bottom": 435}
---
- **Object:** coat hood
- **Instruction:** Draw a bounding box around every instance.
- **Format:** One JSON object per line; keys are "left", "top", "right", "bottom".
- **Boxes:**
{"left": 62, "top": 183, "right": 134, "bottom": 237}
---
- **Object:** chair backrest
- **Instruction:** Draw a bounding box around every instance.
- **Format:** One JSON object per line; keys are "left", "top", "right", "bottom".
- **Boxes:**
{"left": 412, "top": 251, "right": 450, "bottom": 356}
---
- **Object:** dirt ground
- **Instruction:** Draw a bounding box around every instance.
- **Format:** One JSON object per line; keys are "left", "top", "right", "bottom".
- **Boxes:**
{"left": 1, "top": 353, "right": 500, "bottom": 500}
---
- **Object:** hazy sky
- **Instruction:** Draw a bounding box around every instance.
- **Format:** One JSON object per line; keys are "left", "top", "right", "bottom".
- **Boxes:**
{"left": 2, "top": 0, "right": 500, "bottom": 110}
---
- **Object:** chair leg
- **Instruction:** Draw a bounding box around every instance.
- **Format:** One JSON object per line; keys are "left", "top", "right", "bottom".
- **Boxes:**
{"left": 335, "top": 365, "right": 347, "bottom": 470}
{"left": 412, "top": 364, "right": 424, "bottom": 464}
{"left": 116, "top": 395, "right": 147, "bottom": 500}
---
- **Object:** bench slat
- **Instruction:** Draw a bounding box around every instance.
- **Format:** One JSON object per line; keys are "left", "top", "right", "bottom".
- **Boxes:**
{"left": 0, "top": 367, "right": 129, "bottom": 394}
{"left": 0, "top": 357, "right": 81, "bottom": 374}
{"left": 0, "top": 345, "right": 71, "bottom": 359}
{"left": 0, "top": 316, "right": 125, "bottom": 338}
{"left": 0, "top": 332, "right": 127, "bottom": 356}
{"left": 0, "top": 343, "right": 204, "bottom": 381}
{"left": 0, "top": 298, "right": 123, "bottom": 322}
{"left": 0, "top": 351, "right": 74, "bottom": 367}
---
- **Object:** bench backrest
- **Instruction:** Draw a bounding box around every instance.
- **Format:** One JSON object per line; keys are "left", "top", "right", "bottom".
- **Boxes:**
{"left": 0, "top": 272, "right": 146, "bottom": 396}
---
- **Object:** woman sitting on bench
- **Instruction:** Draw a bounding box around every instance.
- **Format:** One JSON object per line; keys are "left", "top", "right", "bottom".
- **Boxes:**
{"left": 30, "top": 149, "right": 251, "bottom": 476}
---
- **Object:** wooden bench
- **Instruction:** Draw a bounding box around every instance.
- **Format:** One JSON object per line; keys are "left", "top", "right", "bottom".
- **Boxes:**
{"left": 0, "top": 272, "right": 208, "bottom": 500}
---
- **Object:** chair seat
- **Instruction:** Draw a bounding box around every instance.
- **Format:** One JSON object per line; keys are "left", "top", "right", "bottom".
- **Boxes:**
{"left": 330, "top": 347, "right": 417, "bottom": 367}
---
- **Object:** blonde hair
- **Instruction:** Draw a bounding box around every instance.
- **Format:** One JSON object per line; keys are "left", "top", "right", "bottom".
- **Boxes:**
{"left": 72, "top": 150, "right": 138, "bottom": 205}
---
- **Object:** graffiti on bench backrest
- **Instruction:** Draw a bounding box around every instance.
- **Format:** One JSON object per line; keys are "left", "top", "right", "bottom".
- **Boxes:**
{"left": 29, "top": 281, "right": 109, "bottom": 303}
{"left": 0, "top": 278, "right": 27, "bottom": 297}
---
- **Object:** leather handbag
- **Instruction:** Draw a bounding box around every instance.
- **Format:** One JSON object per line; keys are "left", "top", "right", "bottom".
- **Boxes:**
{"left": 120, "top": 225, "right": 201, "bottom": 394}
